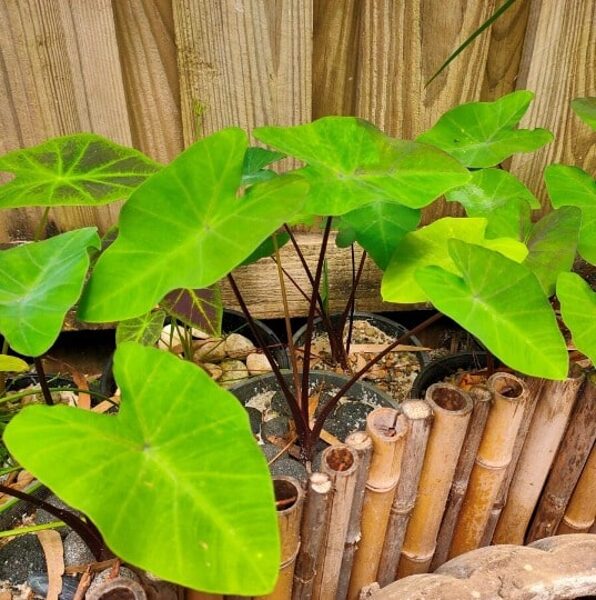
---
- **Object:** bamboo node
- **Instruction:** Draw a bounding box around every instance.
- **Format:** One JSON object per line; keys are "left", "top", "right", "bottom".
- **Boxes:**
{"left": 475, "top": 456, "right": 512, "bottom": 470}
{"left": 280, "top": 542, "right": 301, "bottom": 569}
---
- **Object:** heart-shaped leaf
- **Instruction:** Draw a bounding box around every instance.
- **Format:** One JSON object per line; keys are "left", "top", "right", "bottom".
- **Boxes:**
{"left": 78, "top": 128, "right": 308, "bottom": 322}
{"left": 0, "top": 134, "right": 160, "bottom": 209}
{"left": 336, "top": 201, "right": 421, "bottom": 269}
{"left": 160, "top": 287, "right": 222, "bottom": 337}
{"left": 545, "top": 165, "right": 596, "bottom": 264}
{"left": 116, "top": 310, "right": 167, "bottom": 347}
{"left": 240, "top": 232, "right": 291, "bottom": 267}
{"left": 0, "top": 228, "right": 100, "bottom": 356}
{"left": 523, "top": 207, "right": 581, "bottom": 296}
{"left": 381, "top": 217, "right": 528, "bottom": 303}
{"left": 0, "top": 355, "right": 29, "bottom": 373}
{"left": 241, "top": 147, "right": 284, "bottom": 185}
{"left": 254, "top": 117, "right": 470, "bottom": 215}
{"left": 571, "top": 97, "right": 596, "bottom": 130}
{"left": 416, "top": 240, "right": 568, "bottom": 380}
{"left": 445, "top": 168, "right": 538, "bottom": 238}
{"left": 557, "top": 272, "right": 596, "bottom": 364}
{"left": 3, "top": 343, "right": 279, "bottom": 593}
{"left": 417, "top": 91, "right": 553, "bottom": 167}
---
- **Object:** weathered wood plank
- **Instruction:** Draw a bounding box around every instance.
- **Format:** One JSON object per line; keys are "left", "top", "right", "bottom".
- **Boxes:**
{"left": 509, "top": 0, "right": 596, "bottom": 213}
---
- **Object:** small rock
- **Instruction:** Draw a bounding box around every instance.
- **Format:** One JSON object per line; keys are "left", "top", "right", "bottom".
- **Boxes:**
{"left": 321, "top": 417, "right": 350, "bottom": 441}
{"left": 269, "top": 458, "right": 308, "bottom": 483}
{"left": 35, "top": 494, "right": 77, "bottom": 533}
{"left": 28, "top": 572, "right": 80, "bottom": 600}
{"left": 63, "top": 531, "right": 95, "bottom": 567}
{"left": 224, "top": 333, "right": 256, "bottom": 359}
{"left": 157, "top": 324, "right": 182, "bottom": 351}
{"left": 0, "top": 535, "right": 46, "bottom": 583}
{"left": 246, "top": 352, "right": 272, "bottom": 376}
{"left": 201, "top": 362, "right": 223, "bottom": 381}
{"left": 270, "top": 392, "right": 292, "bottom": 417}
{"left": 261, "top": 443, "right": 282, "bottom": 462}
{"left": 191, "top": 327, "right": 210, "bottom": 340}
{"left": 246, "top": 407, "right": 262, "bottom": 435}
{"left": 193, "top": 339, "right": 226, "bottom": 363}
{"left": 261, "top": 416, "right": 291, "bottom": 444}
{"left": 219, "top": 359, "right": 249, "bottom": 386}
{"left": 334, "top": 401, "right": 374, "bottom": 434}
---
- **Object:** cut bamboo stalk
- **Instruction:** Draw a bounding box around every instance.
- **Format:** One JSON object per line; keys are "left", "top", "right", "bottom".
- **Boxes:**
{"left": 493, "top": 366, "right": 584, "bottom": 545}
{"left": 336, "top": 432, "right": 373, "bottom": 600}
{"left": 449, "top": 373, "right": 527, "bottom": 558}
{"left": 558, "top": 445, "right": 596, "bottom": 534}
{"left": 377, "top": 400, "right": 432, "bottom": 587}
{"left": 292, "top": 472, "right": 333, "bottom": 600}
{"left": 526, "top": 371, "right": 596, "bottom": 541}
{"left": 257, "top": 476, "right": 305, "bottom": 600}
{"left": 397, "top": 384, "right": 473, "bottom": 578}
{"left": 347, "top": 409, "right": 407, "bottom": 599}
{"left": 481, "top": 376, "right": 545, "bottom": 547}
{"left": 312, "top": 445, "right": 360, "bottom": 600}
{"left": 187, "top": 592, "right": 223, "bottom": 600}
{"left": 430, "top": 385, "right": 493, "bottom": 570}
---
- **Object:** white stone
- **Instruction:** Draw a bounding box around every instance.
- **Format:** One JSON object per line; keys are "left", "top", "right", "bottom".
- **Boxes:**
{"left": 224, "top": 333, "right": 256, "bottom": 359}
{"left": 219, "top": 359, "right": 250, "bottom": 385}
{"left": 202, "top": 362, "right": 223, "bottom": 381}
{"left": 193, "top": 338, "right": 226, "bottom": 363}
{"left": 157, "top": 324, "right": 183, "bottom": 350}
{"left": 246, "top": 352, "right": 273, "bottom": 376}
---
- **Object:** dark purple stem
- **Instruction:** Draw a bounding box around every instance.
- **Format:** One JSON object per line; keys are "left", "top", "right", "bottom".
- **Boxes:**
{"left": 33, "top": 358, "right": 53, "bottom": 406}
{"left": 340, "top": 248, "right": 367, "bottom": 358}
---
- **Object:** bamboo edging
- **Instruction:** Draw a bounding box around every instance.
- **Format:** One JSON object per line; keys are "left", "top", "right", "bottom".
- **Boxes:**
{"left": 449, "top": 373, "right": 528, "bottom": 558}
{"left": 493, "top": 367, "right": 585, "bottom": 545}
{"left": 430, "top": 385, "right": 492, "bottom": 569}
{"left": 347, "top": 409, "right": 407, "bottom": 599}
{"left": 377, "top": 399, "right": 432, "bottom": 587}
{"left": 397, "top": 383, "right": 473, "bottom": 578}
{"left": 526, "top": 371, "right": 595, "bottom": 541}
{"left": 186, "top": 592, "right": 222, "bottom": 600}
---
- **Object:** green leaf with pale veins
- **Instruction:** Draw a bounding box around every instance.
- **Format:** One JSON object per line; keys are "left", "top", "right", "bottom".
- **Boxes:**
{"left": 160, "top": 287, "right": 223, "bottom": 337}
{"left": 557, "top": 272, "right": 596, "bottom": 364}
{"left": 416, "top": 240, "right": 568, "bottom": 380}
{"left": 240, "top": 232, "right": 291, "bottom": 267}
{"left": 417, "top": 91, "right": 553, "bottom": 168}
{"left": 545, "top": 165, "right": 596, "bottom": 264}
{"left": 337, "top": 201, "right": 421, "bottom": 269}
{"left": 445, "top": 168, "right": 538, "bottom": 238}
{"left": 0, "top": 228, "right": 100, "bottom": 356}
{"left": 254, "top": 117, "right": 470, "bottom": 215}
{"left": 116, "top": 310, "right": 167, "bottom": 347}
{"left": 78, "top": 128, "right": 308, "bottom": 322}
{"left": 0, "top": 134, "right": 160, "bottom": 209}
{"left": 3, "top": 343, "right": 279, "bottom": 594}
{"left": 571, "top": 97, "right": 596, "bottom": 130}
{"left": 381, "top": 217, "right": 528, "bottom": 303}
{"left": 0, "top": 355, "right": 29, "bottom": 373}
{"left": 523, "top": 207, "right": 581, "bottom": 296}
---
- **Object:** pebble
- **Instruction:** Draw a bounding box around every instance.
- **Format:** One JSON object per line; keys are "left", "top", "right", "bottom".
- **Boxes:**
{"left": 219, "top": 360, "right": 249, "bottom": 385}
{"left": 224, "top": 333, "right": 256, "bottom": 359}
{"left": 28, "top": 573, "right": 80, "bottom": 600}
{"left": 246, "top": 407, "right": 262, "bottom": 435}
{"left": 0, "top": 535, "right": 46, "bottom": 583}
{"left": 35, "top": 494, "right": 76, "bottom": 531}
{"left": 63, "top": 530, "right": 95, "bottom": 567}
{"left": 201, "top": 362, "right": 223, "bottom": 381}
{"left": 270, "top": 392, "right": 292, "bottom": 417}
{"left": 269, "top": 458, "right": 308, "bottom": 483}
{"left": 261, "top": 416, "right": 290, "bottom": 444}
{"left": 246, "top": 352, "right": 273, "bottom": 376}
{"left": 333, "top": 401, "right": 374, "bottom": 435}
{"left": 157, "top": 325, "right": 182, "bottom": 350}
{"left": 193, "top": 339, "right": 227, "bottom": 363}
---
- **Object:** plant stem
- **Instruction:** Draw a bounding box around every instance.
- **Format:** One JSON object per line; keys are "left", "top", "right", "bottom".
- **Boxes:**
{"left": 0, "top": 520, "right": 66, "bottom": 539}
{"left": 340, "top": 248, "right": 368, "bottom": 358}
{"left": 0, "top": 465, "right": 22, "bottom": 476}
{"left": 0, "top": 387, "right": 112, "bottom": 406}
{"left": 269, "top": 257, "right": 323, "bottom": 318}
{"left": 34, "top": 208, "right": 51, "bottom": 242}
{"left": 33, "top": 358, "right": 53, "bottom": 406}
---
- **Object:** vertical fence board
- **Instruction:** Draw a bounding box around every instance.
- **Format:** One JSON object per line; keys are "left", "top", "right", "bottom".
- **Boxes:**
{"left": 510, "top": 0, "right": 596, "bottom": 212}
{"left": 113, "top": 0, "right": 184, "bottom": 163}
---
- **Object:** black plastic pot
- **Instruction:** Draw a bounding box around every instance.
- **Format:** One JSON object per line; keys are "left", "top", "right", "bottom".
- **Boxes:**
{"left": 410, "top": 351, "right": 489, "bottom": 399}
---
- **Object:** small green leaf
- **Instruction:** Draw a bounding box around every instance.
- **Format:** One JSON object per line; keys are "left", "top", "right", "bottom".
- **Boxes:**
{"left": 417, "top": 91, "right": 553, "bottom": 167}
{"left": 160, "top": 287, "right": 223, "bottom": 337}
{"left": 571, "top": 97, "right": 596, "bottom": 130}
{"left": 255, "top": 117, "right": 470, "bottom": 215}
{"left": 416, "top": 240, "right": 568, "bottom": 380}
{"left": 557, "top": 272, "right": 596, "bottom": 364}
{"left": 337, "top": 201, "right": 421, "bottom": 269}
{"left": 381, "top": 217, "right": 528, "bottom": 303}
{"left": 0, "top": 134, "right": 160, "bottom": 209}
{"left": 240, "top": 232, "right": 291, "bottom": 267}
{"left": 116, "top": 310, "right": 167, "bottom": 347}
{"left": 78, "top": 129, "right": 308, "bottom": 322}
{"left": 0, "top": 229, "right": 100, "bottom": 356}
{"left": 241, "top": 147, "right": 284, "bottom": 185}
{"left": 0, "top": 355, "right": 29, "bottom": 373}
{"left": 523, "top": 207, "right": 581, "bottom": 296}
{"left": 4, "top": 343, "right": 279, "bottom": 593}
{"left": 445, "top": 168, "right": 538, "bottom": 238}
{"left": 545, "top": 165, "right": 596, "bottom": 264}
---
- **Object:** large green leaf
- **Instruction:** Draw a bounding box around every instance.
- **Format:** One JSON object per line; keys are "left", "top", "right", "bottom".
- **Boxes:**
{"left": 336, "top": 201, "right": 421, "bottom": 269}
{"left": 0, "top": 228, "right": 100, "bottom": 356}
{"left": 545, "top": 165, "right": 596, "bottom": 264}
{"left": 523, "top": 207, "right": 581, "bottom": 296}
{"left": 417, "top": 91, "right": 553, "bottom": 168}
{"left": 241, "top": 147, "right": 284, "bottom": 185}
{"left": 3, "top": 343, "right": 278, "bottom": 593}
{"left": 78, "top": 128, "right": 308, "bottom": 322}
{"left": 160, "top": 287, "right": 223, "bottom": 337}
{"left": 416, "top": 240, "right": 568, "bottom": 380}
{"left": 445, "top": 168, "right": 537, "bottom": 238}
{"left": 571, "top": 97, "right": 596, "bottom": 130}
{"left": 240, "top": 232, "right": 291, "bottom": 267}
{"left": 381, "top": 217, "right": 528, "bottom": 303}
{"left": 557, "top": 272, "right": 596, "bottom": 364}
{"left": 0, "top": 134, "right": 160, "bottom": 209}
{"left": 254, "top": 117, "right": 470, "bottom": 215}
{"left": 116, "top": 309, "right": 167, "bottom": 347}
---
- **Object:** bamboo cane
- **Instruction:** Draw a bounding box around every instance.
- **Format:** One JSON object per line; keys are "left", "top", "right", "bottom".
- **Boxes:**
{"left": 397, "top": 384, "right": 473, "bottom": 578}
{"left": 558, "top": 445, "right": 596, "bottom": 534}
{"left": 493, "top": 366, "right": 585, "bottom": 545}
{"left": 430, "top": 385, "right": 492, "bottom": 570}
{"left": 347, "top": 409, "right": 407, "bottom": 599}
{"left": 292, "top": 473, "right": 333, "bottom": 600}
{"left": 481, "top": 376, "right": 545, "bottom": 547}
{"left": 377, "top": 400, "right": 432, "bottom": 587}
{"left": 449, "top": 373, "right": 527, "bottom": 558}
{"left": 257, "top": 476, "right": 305, "bottom": 600}
{"left": 526, "top": 371, "right": 596, "bottom": 542}
{"left": 312, "top": 445, "right": 360, "bottom": 600}
{"left": 336, "top": 432, "right": 373, "bottom": 600}
{"left": 186, "top": 592, "right": 223, "bottom": 600}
